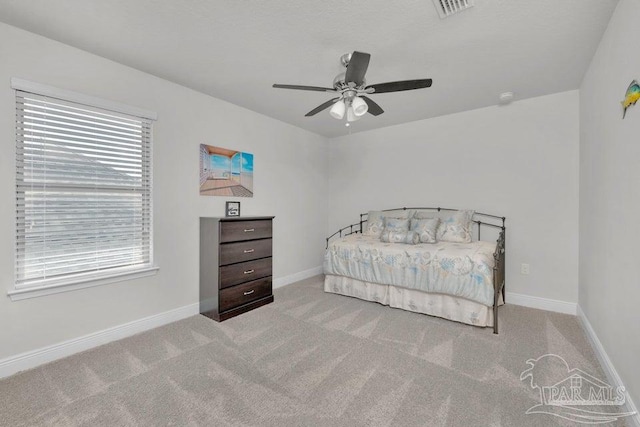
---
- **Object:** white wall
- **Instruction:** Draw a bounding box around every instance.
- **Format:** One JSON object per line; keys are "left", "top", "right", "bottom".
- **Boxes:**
{"left": 0, "top": 22, "right": 328, "bottom": 360}
{"left": 579, "top": 0, "right": 640, "bottom": 408}
{"left": 327, "top": 91, "right": 580, "bottom": 304}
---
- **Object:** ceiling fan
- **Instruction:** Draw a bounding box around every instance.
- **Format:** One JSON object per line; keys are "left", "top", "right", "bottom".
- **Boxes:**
{"left": 273, "top": 51, "right": 432, "bottom": 122}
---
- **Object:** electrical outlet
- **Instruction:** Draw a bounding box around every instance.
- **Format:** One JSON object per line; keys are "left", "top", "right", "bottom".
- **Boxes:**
{"left": 521, "top": 263, "right": 530, "bottom": 275}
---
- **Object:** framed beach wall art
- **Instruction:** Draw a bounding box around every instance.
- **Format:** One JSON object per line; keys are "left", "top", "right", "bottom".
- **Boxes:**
{"left": 199, "top": 144, "right": 254, "bottom": 197}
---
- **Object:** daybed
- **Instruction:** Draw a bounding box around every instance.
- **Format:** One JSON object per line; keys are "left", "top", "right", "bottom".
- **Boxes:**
{"left": 323, "top": 207, "right": 506, "bottom": 333}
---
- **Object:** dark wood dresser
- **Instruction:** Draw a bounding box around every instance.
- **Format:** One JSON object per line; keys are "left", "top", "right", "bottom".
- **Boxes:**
{"left": 200, "top": 216, "right": 275, "bottom": 321}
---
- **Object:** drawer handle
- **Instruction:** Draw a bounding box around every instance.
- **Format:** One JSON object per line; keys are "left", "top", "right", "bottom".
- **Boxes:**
{"left": 243, "top": 269, "right": 254, "bottom": 274}
{"left": 244, "top": 290, "right": 255, "bottom": 296}
{"left": 243, "top": 249, "right": 255, "bottom": 253}
{"left": 244, "top": 228, "right": 255, "bottom": 232}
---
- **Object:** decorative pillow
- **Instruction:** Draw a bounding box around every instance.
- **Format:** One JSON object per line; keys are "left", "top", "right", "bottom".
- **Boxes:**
{"left": 383, "top": 217, "right": 410, "bottom": 233}
{"left": 380, "top": 229, "right": 420, "bottom": 244}
{"left": 365, "top": 210, "right": 411, "bottom": 237}
{"left": 410, "top": 218, "right": 440, "bottom": 243}
{"left": 437, "top": 210, "right": 474, "bottom": 243}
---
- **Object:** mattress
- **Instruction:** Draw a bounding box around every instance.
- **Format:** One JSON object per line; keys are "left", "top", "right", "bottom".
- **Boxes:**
{"left": 323, "top": 234, "right": 497, "bottom": 306}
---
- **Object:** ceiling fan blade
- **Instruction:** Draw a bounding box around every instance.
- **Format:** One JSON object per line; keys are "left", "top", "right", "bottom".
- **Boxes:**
{"left": 305, "top": 98, "right": 340, "bottom": 117}
{"left": 361, "top": 96, "right": 384, "bottom": 116}
{"left": 273, "top": 84, "right": 335, "bottom": 93}
{"left": 345, "top": 51, "right": 371, "bottom": 86}
{"left": 367, "top": 79, "right": 433, "bottom": 94}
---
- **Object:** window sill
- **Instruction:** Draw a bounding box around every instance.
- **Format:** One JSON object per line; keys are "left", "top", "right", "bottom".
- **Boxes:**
{"left": 7, "top": 266, "right": 159, "bottom": 301}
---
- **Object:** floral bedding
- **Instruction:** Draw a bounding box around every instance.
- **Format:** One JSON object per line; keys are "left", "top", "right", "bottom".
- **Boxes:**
{"left": 323, "top": 234, "right": 497, "bottom": 306}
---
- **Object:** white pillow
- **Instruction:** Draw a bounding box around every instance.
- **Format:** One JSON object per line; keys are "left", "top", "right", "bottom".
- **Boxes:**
{"left": 380, "top": 229, "right": 420, "bottom": 244}
{"left": 365, "top": 210, "right": 411, "bottom": 238}
{"left": 437, "top": 210, "right": 474, "bottom": 243}
{"left": 383, "top": 217, "right": 410, "bottom": 232}
{"left": 410, "top": 218, "right": 440, "bottom": 243}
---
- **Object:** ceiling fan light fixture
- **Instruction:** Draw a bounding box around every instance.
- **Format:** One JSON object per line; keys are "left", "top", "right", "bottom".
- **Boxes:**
{"left": 346, "top": 106, "right": 361, "bottom": 122}
{"left": 351, "top": 96, "right": 368, "bottom": 117}
{"left": 329, "top": 99, "right": 346, "bottom": 119}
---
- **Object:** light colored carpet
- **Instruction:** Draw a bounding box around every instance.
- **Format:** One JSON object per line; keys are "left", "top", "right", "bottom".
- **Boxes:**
{"left": 0, "top": 275, "right": 629, "bottom": 426}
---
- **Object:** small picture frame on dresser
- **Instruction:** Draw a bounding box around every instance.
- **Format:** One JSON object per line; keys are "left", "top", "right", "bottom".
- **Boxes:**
{"left": 225, "top": 201, "right": 240, "bottom": 217}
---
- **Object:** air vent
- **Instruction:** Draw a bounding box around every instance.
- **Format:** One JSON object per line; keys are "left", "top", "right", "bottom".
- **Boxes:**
{"left": 433, "top": 0, "right": 474, "bottom": 18}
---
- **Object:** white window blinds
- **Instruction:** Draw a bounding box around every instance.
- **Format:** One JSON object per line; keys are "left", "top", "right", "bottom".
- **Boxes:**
{"left": 15, "top": 90, "right": 154, "bottom": 289}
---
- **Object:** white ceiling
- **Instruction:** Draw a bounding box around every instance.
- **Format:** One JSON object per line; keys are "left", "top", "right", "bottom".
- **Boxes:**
{"left": 0, "top": 0, "right": 618, "bottom": 138}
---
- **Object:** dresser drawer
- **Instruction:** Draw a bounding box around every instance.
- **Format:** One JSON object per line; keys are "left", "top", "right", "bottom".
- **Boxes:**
{"left": 219, "top": 257, "right": 272, "bottom": 289}
{"left": 219, "top": 277, "right": 272, "bottom": 312}
{"left": 219, "top": 238, "right": 272, "bottom": 266}
{"left": 220, "top": 220, "right": 272, "bottom": 243}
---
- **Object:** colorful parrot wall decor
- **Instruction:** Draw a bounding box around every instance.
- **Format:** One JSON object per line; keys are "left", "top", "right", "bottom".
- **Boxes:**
{"left": 622, "top": 80, "right": 640, "bottom": 119}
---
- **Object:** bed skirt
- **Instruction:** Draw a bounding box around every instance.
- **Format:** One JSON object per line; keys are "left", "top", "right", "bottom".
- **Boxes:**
{"left": 324, "top": 274, "right": 503, "bottom": 328}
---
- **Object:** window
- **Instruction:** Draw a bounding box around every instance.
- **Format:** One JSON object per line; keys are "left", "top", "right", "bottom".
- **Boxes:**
{"left": 11, "top": 79, "right": 157, "bottom": 299}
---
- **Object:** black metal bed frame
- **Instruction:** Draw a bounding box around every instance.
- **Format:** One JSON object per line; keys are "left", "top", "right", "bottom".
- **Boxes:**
{"left": 325, "top": 207, "right": 507, "bottom": 334}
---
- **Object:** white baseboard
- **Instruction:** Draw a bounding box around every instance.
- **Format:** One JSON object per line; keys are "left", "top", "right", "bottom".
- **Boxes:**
{"left": 273, "top": 265, "right": 323, "bottom": 289}
{"left": 0, "top": 303, "right": 199, "bottom": 380}
{"left": 577, "top": 305, "right": 639, "bottom": 427}
{"left": 505, "top": 292, "right": 577, "bottom": 315}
